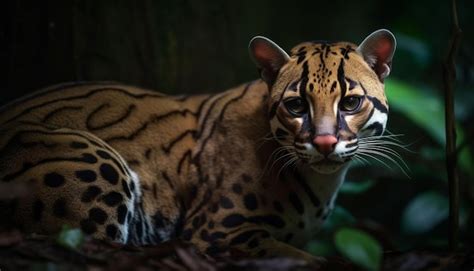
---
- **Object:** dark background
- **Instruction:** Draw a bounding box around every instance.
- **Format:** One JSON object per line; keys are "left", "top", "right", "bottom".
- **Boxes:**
{"left": 1, "top": 0, "right": 474, "bottom": 261}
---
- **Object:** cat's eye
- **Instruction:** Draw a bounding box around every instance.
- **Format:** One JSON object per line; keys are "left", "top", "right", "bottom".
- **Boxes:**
{"left": 340, "top": 96, "right": 363, "bottom": 112}
{"left": 284, "top": 97, "right": 308, "bottom": 116}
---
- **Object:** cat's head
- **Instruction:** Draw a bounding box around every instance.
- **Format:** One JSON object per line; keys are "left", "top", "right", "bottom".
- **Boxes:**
{"left": 249, "top": 29, "right": 396, "bottom": 174}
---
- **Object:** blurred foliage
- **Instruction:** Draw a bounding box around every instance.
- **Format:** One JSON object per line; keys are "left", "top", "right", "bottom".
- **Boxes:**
{"left": 335, "top": 228, "right": 382, "bottom": 271}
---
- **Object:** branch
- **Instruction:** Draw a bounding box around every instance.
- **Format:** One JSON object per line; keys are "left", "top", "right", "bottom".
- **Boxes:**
{"left": 443, "top": 0, "right": 462, "bottom": 251}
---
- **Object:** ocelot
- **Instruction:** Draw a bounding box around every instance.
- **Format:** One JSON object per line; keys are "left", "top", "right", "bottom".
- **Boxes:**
{"left": 0, "top": 29, "right": 396, "bottom": 262}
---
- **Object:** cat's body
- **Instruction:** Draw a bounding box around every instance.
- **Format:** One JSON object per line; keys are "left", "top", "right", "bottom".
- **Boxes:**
{"left": 0, "top": 30, "right": 396, "bottom": 262}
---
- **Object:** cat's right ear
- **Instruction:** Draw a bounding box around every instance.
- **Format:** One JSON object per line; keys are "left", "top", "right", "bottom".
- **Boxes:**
{"left": 249, "top": 36, "right": 290, "bottom": 86}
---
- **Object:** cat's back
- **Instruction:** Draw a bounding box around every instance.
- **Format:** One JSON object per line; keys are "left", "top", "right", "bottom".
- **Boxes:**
{"left": 0, "top": 82, "right": 183, "bottom": 131}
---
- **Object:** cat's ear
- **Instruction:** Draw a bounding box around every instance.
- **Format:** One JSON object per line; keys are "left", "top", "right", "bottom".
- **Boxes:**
{"left": 357, "top": 29, "right": 396, "bottom": 81}
{"left": 249, "top": 36, "right": 290, "bottom": 85}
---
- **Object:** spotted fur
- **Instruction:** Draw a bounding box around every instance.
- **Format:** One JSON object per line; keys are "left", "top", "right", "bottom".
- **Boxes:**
{"left": 0, "top": 30, "right": 396, "bottom": 262}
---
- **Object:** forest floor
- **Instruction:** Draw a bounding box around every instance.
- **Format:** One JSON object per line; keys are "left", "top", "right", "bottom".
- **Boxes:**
{"left": 0, "top": 229, "right": 473, "bottom": 271}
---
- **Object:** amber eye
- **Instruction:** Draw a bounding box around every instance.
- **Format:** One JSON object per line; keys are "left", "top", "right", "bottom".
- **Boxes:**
{"left": 340, "top": 96, "right": 363, "bottom": 112}
{"left": 284, "top": 97, "right": 308, "bottom": 116}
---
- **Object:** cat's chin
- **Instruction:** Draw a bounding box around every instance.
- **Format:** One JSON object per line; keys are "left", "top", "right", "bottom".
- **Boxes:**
{"left": 309, "top": 160, "right": 345, "bottom": 174}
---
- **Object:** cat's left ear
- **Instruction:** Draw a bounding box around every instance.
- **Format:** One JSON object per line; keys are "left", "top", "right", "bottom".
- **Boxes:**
{"left": 357, "top": 29, "right": 396, "bottom": 81}
{"left": 249, "top": 36, "right": 290, "bottom": 86}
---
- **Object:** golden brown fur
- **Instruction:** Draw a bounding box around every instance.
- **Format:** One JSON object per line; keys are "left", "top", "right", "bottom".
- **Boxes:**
{"left": 0, "top": 30, "right": 396, "bottom": 263}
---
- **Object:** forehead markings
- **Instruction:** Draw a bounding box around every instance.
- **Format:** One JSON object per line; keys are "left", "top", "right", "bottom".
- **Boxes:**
{"left": 337, "top": 58, "right": 347, "bottom": 98}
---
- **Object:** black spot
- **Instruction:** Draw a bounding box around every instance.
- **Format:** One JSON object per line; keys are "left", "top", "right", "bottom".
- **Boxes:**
{"left": 209, "top": 203, "right": 219, "bottom": 213}
{"left": 222, "top": 214, "right": 246, "bottom": 228}
{"left": 81, "top": 186, "right": 102, "bottom": 202}
{"left": 230, "top": 230, "right": 264, "bottom": 246}
{"left": 209, "top": 231, "right": 227, "bottom": 242}
{"left": 208, "top": 221, "right": 215, "bottom": 229}
{"left": 75, "top": 170, "right": 97, "bottom": 183}
{"left": 248, "top": 238, "right": 259, "bottom": 249}
{"left": 182, "top": 229, "right": 192, "bottom": 241}
{"left": 122, "top": 180, "right": 132, "bottom": 199}
{"left": 242, "top": 174, "right": 252, "bottom": 183}
{"left": 284, "top": 233, "right": 294, "bottom": 242}
{"left": 96, "top": 150, "right": 112, "bottom": 159}
{"left": 80, "top": 219, "right": 97, "bottom": 234}
{"left": 248, "top": 215, "right": 286, "bottom": 229}
{"left": 200, "top": 229, "right": 209, "bottom": 241}
{"left": 273, "top": 201, "right": 284, "bottom": 213}
{"left": 117, "top": 205, "right": 127, "bottom": 224}
{"left": 219, "top": 196, "right": 234, "bottom": 209}
{"left": 81, "top": 153, "right": 98, "bottom": 163}
{"left": 243, "top": 193, "right": 258, "bottom": 211}
{"left": 231, "top": 183, "right": 242, "bottom": 194}
{"left": 52, "top": 198, "right": 67, "bottom": 218}
{"left": 330, "top": 81, "right": 337, "bottom": 93}
{"left": 257, "top": 250, "right": 267, "bottom": 257}
{"left": 289, "top": 192, "right": 304, "bottom": 214}
{"left": 100, "top": 163, "right": 119, "bottom": 184}
{"left": 89, "top": 208, "right": 108, "bottom": 224}
{"left": 206, "top": 245, "right": 225, "bottom": 255}
{"left": 106, "top": 224, "right": 118, "bottom": 239}
{"left": 70, "top": 141, "right": 88, "bottom": 149}
{"left": 102, "top": 192, "right": 123, "bottom": 206}
{"left": 43, "top": 172, "right": 65, "bottom": 187}
{"left": 32, "top": 199, "right": 44, "bottom": 221}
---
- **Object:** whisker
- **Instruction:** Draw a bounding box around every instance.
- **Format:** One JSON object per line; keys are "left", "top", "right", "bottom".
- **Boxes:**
{"left": 357, "top": 149, "right": 411, "bottom": 178}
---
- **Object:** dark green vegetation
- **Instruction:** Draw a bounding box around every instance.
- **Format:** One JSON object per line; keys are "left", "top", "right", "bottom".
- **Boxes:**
{"left": 1, "top": 0, "right": 473, "bottom": 270}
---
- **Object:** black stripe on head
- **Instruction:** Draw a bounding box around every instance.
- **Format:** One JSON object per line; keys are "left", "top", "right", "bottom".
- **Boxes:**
{"left": 299, "top": 61, "right": 309, "bottom": 101}
{"left": 337, "top": 58, "right": 347, "bottom": 97}
{"left": 269, "top": 82, "right": 291, "bottom": 119}
{"left": 360, "top": 82, "right": 368, "bottom": 95}
{"left": 296, "top": 48, "right": 307, "bottom": 64}
{"left": 367, "top": 96, "right": 388, "bottom": 114}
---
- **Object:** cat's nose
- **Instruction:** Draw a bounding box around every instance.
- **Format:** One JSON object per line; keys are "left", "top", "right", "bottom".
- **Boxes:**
{"left": 313, "top": 135, "right": 338, "bottom": 156}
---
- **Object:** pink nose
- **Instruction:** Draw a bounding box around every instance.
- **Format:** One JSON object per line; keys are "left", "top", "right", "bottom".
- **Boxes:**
{"left": 313, "top": 135, "right": 338, "bottom": 156}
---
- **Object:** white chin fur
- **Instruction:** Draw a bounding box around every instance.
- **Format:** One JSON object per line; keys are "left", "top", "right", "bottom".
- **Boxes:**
{"left": 310, "top": 163, "right": 345, "bottom": 174}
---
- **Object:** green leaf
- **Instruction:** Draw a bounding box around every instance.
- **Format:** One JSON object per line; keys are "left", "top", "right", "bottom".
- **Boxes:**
{"left": 401, "top": 190, "right": 449, "bottom": 235}
{"left": 56, "top": 225, "right": 85, "bottom": 250}
{"left": 385, "top": 79, "right": 474, "bottom": 176}
{"left": 334, "top": 228, "right": 382, "bottom": 271}
{"left": 305, "top": 240, "right": 336, "bottom": 257}
{"left": 340, "top": 179, "right": 376, "bottom": 194}
{"left": 385, "top": 79, "right": 445, "bottom": 144}
{"left": 322, "top": 205, "right": 356, "bottom": 231}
